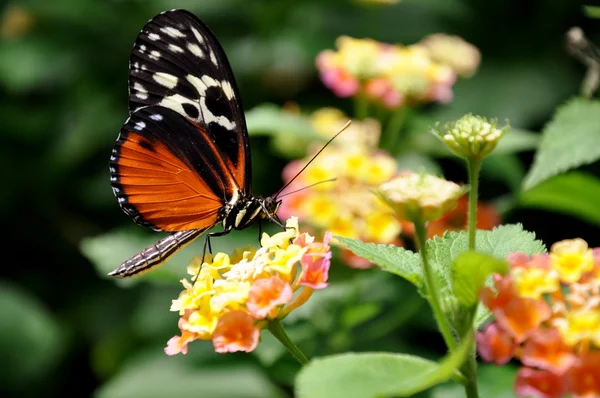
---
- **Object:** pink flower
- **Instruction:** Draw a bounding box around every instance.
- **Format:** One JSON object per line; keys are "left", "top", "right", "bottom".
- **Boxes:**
{"left": 515, "top": 367, "right": 567, "bottom": 398}
{"left": 476, "top": 323, "right": 517, "bottom": 365}
{"left": 246, "top": 276, "right": 293, "bottom": 319}
{"left": 296, "top": 232, "right": 332, "bottom": 289}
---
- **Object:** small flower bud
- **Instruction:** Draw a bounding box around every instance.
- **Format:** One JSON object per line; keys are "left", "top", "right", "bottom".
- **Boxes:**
{"left": 378, "top": 173, "right": 466, "bottom": 222}
{"left": 431, "top": 114, "right": 509, "bottom": 159}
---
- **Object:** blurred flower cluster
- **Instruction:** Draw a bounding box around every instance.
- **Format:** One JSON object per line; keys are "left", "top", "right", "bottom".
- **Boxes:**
{"left": 477, "top": 238, "right": 600, "bottom": 397}
{"left": 278, "top": 108, "right": 402, "bottom": 268}
{"left": 316, "top": 34, "right": 480, "bottom": 109}
{"left": 165, "top": 217, "right": 331, "bottom": 355}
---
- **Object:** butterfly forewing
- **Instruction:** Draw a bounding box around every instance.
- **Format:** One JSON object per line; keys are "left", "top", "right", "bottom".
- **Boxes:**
{"left": 127, "top": 9, "right": 251, "bottom": 194}
{"left": 110, "top": 105, "right": 238, "bottom": 232}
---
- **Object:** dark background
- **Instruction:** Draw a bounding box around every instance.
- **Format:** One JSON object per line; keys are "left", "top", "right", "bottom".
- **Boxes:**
{"left": 1, "top": 0, "right": 599, "bottom": 397}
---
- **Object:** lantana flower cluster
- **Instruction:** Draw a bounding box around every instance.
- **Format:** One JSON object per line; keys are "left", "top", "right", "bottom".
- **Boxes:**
{"left": 316, "top": 34, "right": 480, "bottom": 108}
{"left": 278, "top": 108, "right": 401, "bottom": 268}
{"left": 165, "top": 217, "right": 331, "bottom": 355}
{"left": 477, "top": 238, "right": 600, "bottom": 397}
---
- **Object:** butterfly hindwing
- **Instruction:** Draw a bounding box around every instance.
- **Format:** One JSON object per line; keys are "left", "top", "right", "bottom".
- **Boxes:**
{"left": 127, "top": 9, "right": 251, "bottom": 194}
{"left": 110, "top": 105, "right": 241, "bottom": 232}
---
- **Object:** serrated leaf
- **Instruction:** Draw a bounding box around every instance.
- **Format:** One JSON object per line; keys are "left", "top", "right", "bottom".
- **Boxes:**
{"left": 519, "top": 171, "right": 600, "bottom": 227}
{"left": 296, "top": 333, "right": 472, "bottom": 398}
{"left": 523, "top": 98, "right": 600, "bottom": 190}
{"left": 333, "top": 236, "right": 423, "bottom": 289}
{"left": 452, "top": 252, "right": 508, "bottom": 307}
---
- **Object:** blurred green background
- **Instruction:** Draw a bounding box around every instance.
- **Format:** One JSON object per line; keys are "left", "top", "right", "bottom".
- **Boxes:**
{"left": 2, "top": 0, "right": 599, "bottom": 397}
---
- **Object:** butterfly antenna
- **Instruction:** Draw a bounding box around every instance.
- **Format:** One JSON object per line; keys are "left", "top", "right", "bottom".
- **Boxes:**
{"left": 274, "top": 120, "right": 351, "bottom": 199}
{"left": 277, "top": 178, "right": 337, "bottom": 198}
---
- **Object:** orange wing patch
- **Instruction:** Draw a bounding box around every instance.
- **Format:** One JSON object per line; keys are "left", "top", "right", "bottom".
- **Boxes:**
{"left": 116, "top": 131, "right": 221, "bottom": 232}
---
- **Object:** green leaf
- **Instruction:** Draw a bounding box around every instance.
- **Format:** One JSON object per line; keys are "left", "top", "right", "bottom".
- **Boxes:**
{"left": 0, "top": 282, "right": 65, "bottom": 391}
{"left": 245, "top": 103, "right": 319, "bottom": 139}
{"left": 584, "top": 5, "right": 600, "bottom": 18}
{"left": 96, "top": 353, "right": 286, "bottom": 398}
{"left": 452, "top": 252, "right": 508, "bottom": 307}
{"left": 523, "top": 98, "right": 600, "bottom": 190}
{"left": 519, "top": 171, "right": 600, "bottom": 227}
{"left": 296, "top": 333, "right": 472, "bottom": 398}
{"left": 333, "top": 236, "right": 424, "bottom": 289}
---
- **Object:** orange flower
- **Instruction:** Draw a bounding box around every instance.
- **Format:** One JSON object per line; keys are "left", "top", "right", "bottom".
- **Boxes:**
{"left": 425, "top": 195, "right": 500, "bottom": 239}
{"left": 481, "top": 277, "right": 551, "bottom": 343}
{"left": 476, "top": 323, "right": 517, "bottom": 365}
{"left": 212, "top": 311, "right": 260, "bottom": 353}
{"left": 164, "top": 311, "right": 202, "bottom": 356}
{"left": 514, "top": 367, "right": 568, "bottom": 398}
{"left": 246, "top": 276, "right": 293, "bottom": 319}
{"left": 521, "top": 329, "right": 577, "bottom": 375}
{"left": 568, "top": 352, "right": 600, "bottom": 397}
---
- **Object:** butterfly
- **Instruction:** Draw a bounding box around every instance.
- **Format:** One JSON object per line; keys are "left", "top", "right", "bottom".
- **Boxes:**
{"left": 108, "top": 9, "right": 286, "bottom": 278}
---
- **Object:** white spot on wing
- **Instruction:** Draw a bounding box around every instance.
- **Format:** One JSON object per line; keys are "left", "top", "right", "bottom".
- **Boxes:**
{"left": 187, "top": 43, "right": 204, "bottom": 58}
{"left": 209, "top": 50, "right": 218, "bottom": 66}
{"left": 139, "top": 45, "right": 146, "bottom": 53}
{"left": 109, "top": 167, "right": 116, "bottom": 173}
{"left": 191, "top": 27, "right": 205, "bottom": 44}
{"left": 134, "top": 82, "right": 148, "bottom": 99}
{"left": 148, "top": 33, "right": 160, "bottom": 41}
{"left": 153, "top": 72, "right": 178, "bottom": 89}
{"left": 158, "top": 94, "right": 198, "bottom": 118}
{"left": 186, "top": 75, "right": 208, "bottom": 96}
{"left": 221, "top": 80, "right": 235, "bottom": 100}
{"left": 134, "top": 121, "right": 146, "bottom": 131}
{"left": 149, "top": 50, "right": 161, "bottom": 60}
{"left": 199, "top": 97, "right": 236, "bottom": 130}
{"left": 150, "top": 114, "right": 163, "bottom": 121}
{"left": 168, "top": 44, "right": 184, "bottom": 53}
{"left": 160, "top": 26, "right": 185, "bottom": 38}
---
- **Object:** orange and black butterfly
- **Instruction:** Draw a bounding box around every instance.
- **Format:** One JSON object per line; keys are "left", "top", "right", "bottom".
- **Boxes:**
{"left": 108, "top": 9, "right": 285, "bottom": 278}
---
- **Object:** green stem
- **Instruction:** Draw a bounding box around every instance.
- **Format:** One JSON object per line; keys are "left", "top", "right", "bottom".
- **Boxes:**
{"left": 463, "top": 157, "right": 482, "bottom": 398}
{"left": 414, "top": 220, "right": 457, "bottom": 352}
{"left": 267, "top": 319, "right": 310, "bottom": 365}
{"left": 354, "top": 96, "right": 369, "bottom": 120}
{"left": 466, "top": 158, "right": 481, "bottom": 251}
{"left": 380, "top": 108, "right": 408, "bottom": 153}
{"left": 463, "top": 340, "right": 479, "bottom": 398}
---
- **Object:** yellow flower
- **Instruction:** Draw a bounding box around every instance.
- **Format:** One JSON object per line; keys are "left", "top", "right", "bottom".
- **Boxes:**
{"left": 165, "top": 217, "right": 332, "bottom": 355}
{"left": 419, "top": 33, "right": 481, "bottom": 78}
{"left": 556, "top": 309, "right": 600, "bottom": 346}
{"left": 551, "top": 238, "right": 595, "bottom": 283}
{"left": 364, "top": 210, "right": 402, "bottom": 243}
{"left": 512, "top": 266, "right": 560, "bottom": 299}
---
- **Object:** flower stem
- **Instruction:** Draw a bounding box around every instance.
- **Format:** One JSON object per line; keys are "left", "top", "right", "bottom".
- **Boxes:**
{"left": 466, "top": 158, "right": 481, "bottom": 251}
{"left": 268, "top": 319, "right": 310, "bottom": 365}
{"left": 354, "top": 96, "right": 369, "bottom": 120}
{"left": 463, "top": 157, "right": 482, "bottom": 398}
{"left": 380, "top": 108, "right": 408, "bottom": 153}
{"left": 414, "top": 219, "right": 457, "bottom": 352}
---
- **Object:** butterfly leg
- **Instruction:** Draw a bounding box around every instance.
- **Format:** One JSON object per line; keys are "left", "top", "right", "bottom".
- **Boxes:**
{"left": 192, "top": 229, "right": 231, "bottom": 283}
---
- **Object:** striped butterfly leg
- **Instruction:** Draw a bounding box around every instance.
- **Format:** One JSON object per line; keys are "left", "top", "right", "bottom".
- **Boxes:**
{"left": 109, "top": 228, "right": 206, "bottom": 278}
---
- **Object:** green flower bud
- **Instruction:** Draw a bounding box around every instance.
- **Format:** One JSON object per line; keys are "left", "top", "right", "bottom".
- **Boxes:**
{"left": 431, "top": 114, "right": 509, "bottom": 159}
